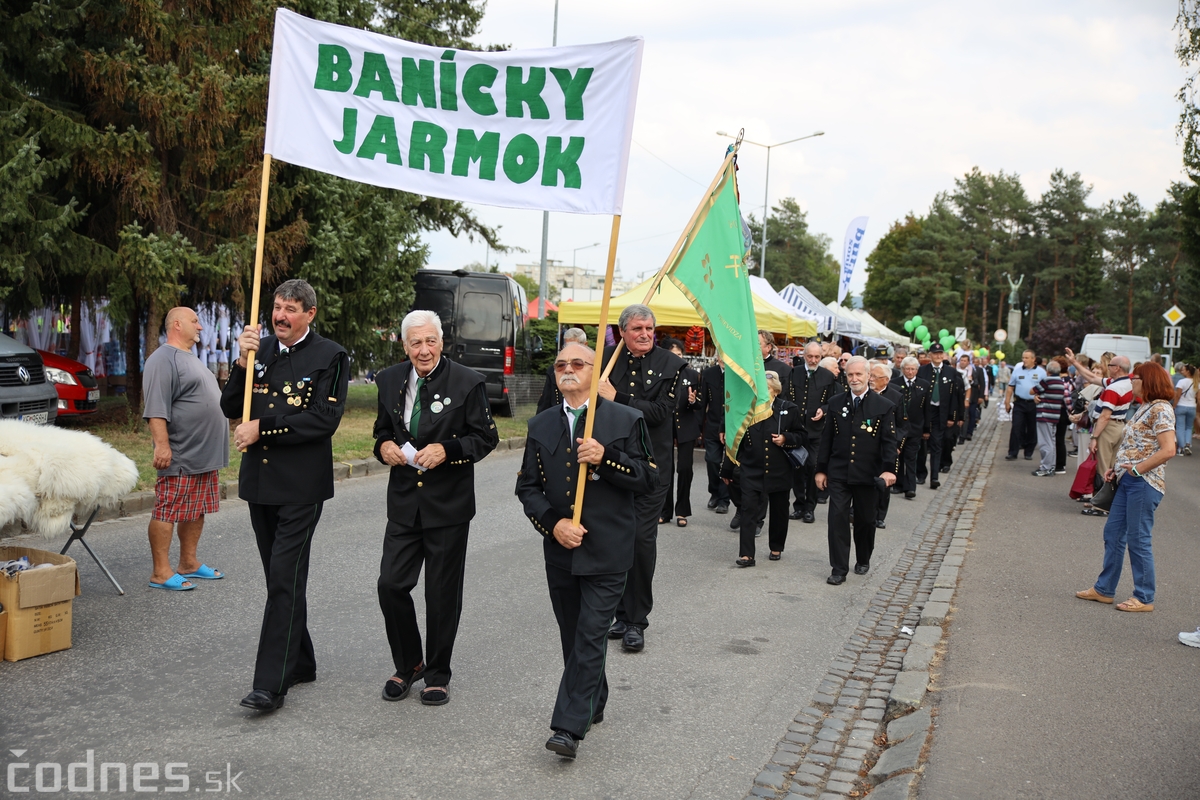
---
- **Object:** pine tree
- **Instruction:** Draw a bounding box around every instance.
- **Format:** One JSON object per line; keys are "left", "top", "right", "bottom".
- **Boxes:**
{"left": 747, "top": 198, "right": 839, "bottom": 301}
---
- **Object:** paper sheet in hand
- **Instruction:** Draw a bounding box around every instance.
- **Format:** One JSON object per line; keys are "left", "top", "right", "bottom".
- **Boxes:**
{"left": 401, "top": 442, "right": 425, "bottom": 472}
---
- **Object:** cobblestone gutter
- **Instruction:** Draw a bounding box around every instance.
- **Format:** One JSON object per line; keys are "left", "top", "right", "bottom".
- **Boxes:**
{"left": 745, "top": 413, "right": 999, "bottom": 800}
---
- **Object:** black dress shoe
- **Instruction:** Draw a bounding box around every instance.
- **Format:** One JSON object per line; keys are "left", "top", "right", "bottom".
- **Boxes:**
{"left": 1024, "top": 454, "right": 1033, "bottom": 460}
{"left": 715, "top": 502, "right": 729, "bottom": 514}
{"left": 240, "top": 689, "right": 284, "bottom": 711}
{"left": 288, "top": 672, "right": 316, "bottom": 689}
{"left": 940, "top": 466, "right": 951, "bottom": 473}
{"left": 802, "top": 511, "right": 815, "bottom": 524}
{"left": 826, "top": 574, "right": 846, "bottom": 585}
{"left": 930, "top": 480, "right": 940, "bottom": 490}
{"left": 1005, "top": 454, "right": 1018, "bottom": 461}
{"left": 707, "top": 498, "right": 719, "bottom": 510}
{"left": 875, "top": 519, "right": 886, "bottom": 529}
{"left": 608, "top": 619, "right": 627, "bottom": 640}
{"left": 729, "top": 513, "right": 742, "bottom": 530}
{"left": 591, "top": 710, "right": 604, "bottom": 725}
{"left": 890, "top": 486, "right": 904, "bottom": 494}
{"left": 755, "top": 522, "right": 763, "bottom": 537}
{"left": 735, "top": 556, "right": 756, "bottom": 567}
{"left": 917, "top": 477, "right": 926, "bottom": 484}
{"left": 622, "top": 625, "right": 645, "bottom": 652}
{"left": 816, "top": 496, "right": 828, "bottom": 504}
{"left": 904, "top": 491, "right": 916, "bottom": 499}
{"left": 546, "top": 730, "right": 579, "bottom": 758}
{"left": 854, "top": 563, "right": 869, "bottom": 575}
{"left": 789, "top": 509, "right": 803, "bottom": 520}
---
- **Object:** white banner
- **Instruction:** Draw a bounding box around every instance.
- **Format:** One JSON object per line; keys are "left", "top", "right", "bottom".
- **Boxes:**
{"left": 837, "top": 216, "right": 869, "bottom": 306}
{"left": 265, "top": 9, "right": 643, "bottom": 215}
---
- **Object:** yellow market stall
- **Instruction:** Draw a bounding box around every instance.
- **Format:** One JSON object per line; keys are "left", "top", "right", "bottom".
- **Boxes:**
{"left": 557, "top": 276, "right": 818, "bottom": 339}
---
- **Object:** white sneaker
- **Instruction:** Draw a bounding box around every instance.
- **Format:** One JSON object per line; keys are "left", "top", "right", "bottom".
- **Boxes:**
{"left": 1178, "top": 628, "right": 1200, "bottom": 648}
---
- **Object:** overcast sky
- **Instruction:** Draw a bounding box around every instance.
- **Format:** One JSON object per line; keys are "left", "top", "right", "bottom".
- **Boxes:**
{"left": 420, "top": 0, "right": 1188, "bottom": 297}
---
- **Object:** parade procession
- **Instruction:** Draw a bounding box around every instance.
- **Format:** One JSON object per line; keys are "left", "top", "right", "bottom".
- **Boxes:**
{"left": 4, "top": 2, "right": 1200, "bottom": 799}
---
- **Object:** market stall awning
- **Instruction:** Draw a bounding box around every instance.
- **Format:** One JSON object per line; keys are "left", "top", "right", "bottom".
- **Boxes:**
{"left": 826, "top": 304, "right": 914, "bottom": 348}
{"left": 558, "top": 276, "right": 818, "bottom": 338}
{"left": 778, "top": 284, "right": 861, "bottom": 335}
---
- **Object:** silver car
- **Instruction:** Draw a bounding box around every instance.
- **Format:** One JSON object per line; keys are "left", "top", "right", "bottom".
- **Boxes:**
{"left": 0, "top": 333, "right": 59, "bottom": 424}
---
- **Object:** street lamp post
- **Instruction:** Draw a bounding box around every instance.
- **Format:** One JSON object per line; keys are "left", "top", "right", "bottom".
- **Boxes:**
{"left": 717, "top": 130, "right": 825, "bottom": 278}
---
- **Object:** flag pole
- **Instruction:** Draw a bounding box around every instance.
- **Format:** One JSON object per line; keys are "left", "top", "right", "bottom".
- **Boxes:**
{"left": 597, "top": 150, "right": 737, "bottom": 383}
{"left": 571, "top": 214, "right": 622, "bottom": 525}
{"left": 239, "top": 153, "right": 272, "bottom": 449}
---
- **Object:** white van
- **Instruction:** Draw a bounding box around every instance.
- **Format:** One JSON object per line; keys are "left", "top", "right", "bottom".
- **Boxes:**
{"left": 1078, "top": 334, "right": 1152, "bottom": 365}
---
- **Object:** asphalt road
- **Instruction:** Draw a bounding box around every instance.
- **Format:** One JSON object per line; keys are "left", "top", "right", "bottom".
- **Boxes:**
{"left": 0, "top": 445, "right": 945, "bottom": 799}
{"left": 921, "top": 433, "right": 1200, "bottom": 798}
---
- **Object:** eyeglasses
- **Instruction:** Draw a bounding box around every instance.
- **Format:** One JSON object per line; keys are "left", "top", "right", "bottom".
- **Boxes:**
{"left": 554, "top": 359, "right": 593, "bottom": 372}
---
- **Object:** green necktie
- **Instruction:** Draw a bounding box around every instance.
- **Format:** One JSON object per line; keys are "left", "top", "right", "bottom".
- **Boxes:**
{"left": 410, "top": 377, "right": 426, "bottom": 436}
{"left": 931, "top": 367, "right": 941, "bottom": 403}
{"left": 566, "top": 405, "right": 585, "bottom": 441}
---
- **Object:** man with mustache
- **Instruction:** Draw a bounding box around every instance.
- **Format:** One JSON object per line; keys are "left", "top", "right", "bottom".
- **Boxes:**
{"left": 221, "top": 279, "right": 350, "bottom": 711}
{"left": 517, "top": 342, "right": 654, "bottom": 758}
{"left": 597, "top": 304, "right": 684, "bottom": 653}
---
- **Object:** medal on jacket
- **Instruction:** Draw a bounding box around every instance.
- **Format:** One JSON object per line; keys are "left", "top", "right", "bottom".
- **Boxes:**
{"left": 860, "top": 418, "right": 874, "bottom": 433}
{"left": 431, "top": 401, "right": 444, "bottom": 414}
{"left": 283, "top": 383, "right": 292, "bottom": 394}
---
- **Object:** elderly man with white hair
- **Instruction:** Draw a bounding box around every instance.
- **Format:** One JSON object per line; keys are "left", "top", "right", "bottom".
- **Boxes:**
{"left": 889, "top": 356, "right": 931, "bottom": 500}
{"left": 372, "top": 309, "right": 500, "bottom": 706}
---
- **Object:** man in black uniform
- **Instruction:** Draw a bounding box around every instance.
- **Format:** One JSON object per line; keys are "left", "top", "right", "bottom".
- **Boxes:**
{"left": 223, "top": 279, "right": 350, "bottom": 711}
{"left": 373, "top": 309, "right": 500, "bottom": 706}
{"left": 870, "top": 363, "right": 906, "bottom": 529}
{"left": 915, "top": 344, "right": 963, "bottom": 490}
{"left": 661, "top": 338, "right": 703, "bottom": 527}
{"left": 889, "top": 356, "right": 931, "bottom": 500}
{"left": 536, "top": 328, "right": 589, "bottom": 413}
{"left": 598, "top": 304, "right": 684, "bottom": 653}
{"left": 517, "top": 342, "right": 655, "bottom": 759}
{"left": 789, "top": 341, "right": 837, "bottom": 523}
{"left": 699, "top": 355, "right": 729, "bottom": 513}
{"left": 760, "top": 330, "right": 792, "bottom": 399}
{"left": 816, "top": 356, "right": 897, "bottom": 584}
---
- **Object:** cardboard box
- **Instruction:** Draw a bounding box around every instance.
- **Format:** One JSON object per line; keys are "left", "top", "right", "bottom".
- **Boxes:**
{"left": 0, "top": 546, "right": 80, "bottom": 662}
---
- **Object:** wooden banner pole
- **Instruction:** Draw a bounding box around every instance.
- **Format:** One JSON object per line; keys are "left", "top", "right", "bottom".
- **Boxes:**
{"left": 239, "top": 153, "right": 273, "bottom": 448}
{"left": 571, "top": 214, "right": 622, "bottom": 525}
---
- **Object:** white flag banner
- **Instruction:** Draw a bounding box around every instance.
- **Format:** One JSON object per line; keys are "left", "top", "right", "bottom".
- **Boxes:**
{"left": 837, "top": 216, "right": 869, "bottom": 306}
{"left": 265, "top": 9, "right": 643, "bottom": 215}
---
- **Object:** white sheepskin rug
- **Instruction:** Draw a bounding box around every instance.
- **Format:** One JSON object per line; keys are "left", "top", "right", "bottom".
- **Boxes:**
{"left": 0, "top": 419, "right": 138, "bottom": 538}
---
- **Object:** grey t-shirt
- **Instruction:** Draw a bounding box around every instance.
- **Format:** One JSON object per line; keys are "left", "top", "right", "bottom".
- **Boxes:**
{"left": 142, "top": 345, "right": 230, "bottom": 477}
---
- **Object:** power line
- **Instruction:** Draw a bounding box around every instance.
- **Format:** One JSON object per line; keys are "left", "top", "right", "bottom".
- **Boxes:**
{"left": 632, "top": 140, "right": 706, "bottom": 187}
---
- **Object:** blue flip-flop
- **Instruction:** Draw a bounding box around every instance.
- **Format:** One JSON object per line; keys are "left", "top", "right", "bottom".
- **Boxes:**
{"left": 180, "top": 564, "right": 223, "bottom": 580}
{"left": 149, "top": 573, "right": 195, "bottom": 591}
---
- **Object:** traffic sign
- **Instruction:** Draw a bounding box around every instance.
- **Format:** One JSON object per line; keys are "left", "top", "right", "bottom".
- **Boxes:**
{"left": 1164, "top": 305, "right": 1186, "bottom": 325}
{"left": 994, "top": 329, "right": 1008, "bottom": 342}
{"left": 955, "top": 327, "right": 967, "bottom": 342}
{"left": 1164, "top": 325, "right": 1181, "bottom": 349}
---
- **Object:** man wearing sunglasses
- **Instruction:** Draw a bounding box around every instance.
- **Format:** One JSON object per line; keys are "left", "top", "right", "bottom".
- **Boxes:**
{"left": 518, "top": 342, "right": 655, "bottom": 759}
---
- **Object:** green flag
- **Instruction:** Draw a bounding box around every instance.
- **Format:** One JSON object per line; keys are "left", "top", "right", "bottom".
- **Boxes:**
{"left": 666, "top": 155, "right": 770, "bottom": 462}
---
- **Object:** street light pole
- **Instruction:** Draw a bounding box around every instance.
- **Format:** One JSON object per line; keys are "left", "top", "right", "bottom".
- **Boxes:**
{"left": 537, "top": 0, "right": 561, "bottom": 319}
{"left": 717, "top": 130, "right": 825, "bottom": 278}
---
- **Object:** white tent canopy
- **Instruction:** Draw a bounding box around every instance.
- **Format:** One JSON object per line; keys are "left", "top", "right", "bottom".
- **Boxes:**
{"left": 748, "top": 276, "right": 821, "bottom": 332}
{"left": 827, "top": 304, "right": 913, "bottom": 348}
{"left": 778, "top": 284, "right": 861, "bottom": 336}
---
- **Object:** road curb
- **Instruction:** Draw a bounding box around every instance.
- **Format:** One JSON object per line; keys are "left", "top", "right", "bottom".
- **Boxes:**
{"left": 746, "top": 410, "right": 1000, "bottom": 800}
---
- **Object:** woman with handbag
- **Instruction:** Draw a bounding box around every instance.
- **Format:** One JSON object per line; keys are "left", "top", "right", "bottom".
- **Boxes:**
{"left": 1173, "top": 363, "right": 1195, "bottom": 456}
{"left": 721, "top": 371, "right": 805, "bottom": 567}
{"left": 1075, "top": 362, "right": 1177, "bottom": 612}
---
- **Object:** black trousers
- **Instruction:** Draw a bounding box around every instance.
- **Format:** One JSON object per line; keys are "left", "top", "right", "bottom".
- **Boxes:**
{"left": 545, "top": 565, "right": 625, "bottom": 739}
{"left": 827, "top": 481, "right": 877, "bottom": 576}
{"left": 664, "top": 439, "right": 696, "bottom": 518}
{"left": 920, "top": 409, "right": 948, "bottom": 480}
{"left": 898, "top": 435, "right": 919, "bottom": 494}
{"left": 1008, "top": 398, "right": 1037, "bottom": 456}
{"left": 727, "top": 474, "right": 769, "bottom": 526}
{"left": 793, "top": 441, "right": 819, "bottom": 514}
{"left": 248, "top": 502, "right": 323, "bottom": 695}
{"left": 876, "top": 476, "right": 891, "bottom": 522}
{"left": 1056, "top": 407, "right": 1069, "bottom": 470}
{"left": 704, "top": 436, "right": 730, "bottom": 503}
{"left": 941, "top": 422, "right": 959, "bottom": 468}
{"left": 617, "top": 470, "right": 668, "bottom": 630}
{"left": 378, "top": 516, "right": 470, "bottom": 687}
{"left": 737, "top": 484, "right": 790, "bottom": 558}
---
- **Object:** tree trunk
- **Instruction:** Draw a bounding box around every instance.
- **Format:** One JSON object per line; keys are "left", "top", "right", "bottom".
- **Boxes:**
{"left": 981, "top": 271, "right": 989, "bottom": 344}
{"left": 67, "top": 288, "right": 82, "bottom": 361}
{"left": 125, "top": 312, "right": 143, "bottom": 415}
{"left": 1029, "top": 275, "right": 1039, "bottom": 335}
{"left": 1127, "top": 269, "right": 1134, "bottom": 334}
{"left": 962, "top": 286, "right": 970, "bottom": 327}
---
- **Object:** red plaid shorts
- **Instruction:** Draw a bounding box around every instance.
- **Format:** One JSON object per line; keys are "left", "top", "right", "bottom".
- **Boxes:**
{"left": 153, "top": 471, "right": 221, "bottom": 522}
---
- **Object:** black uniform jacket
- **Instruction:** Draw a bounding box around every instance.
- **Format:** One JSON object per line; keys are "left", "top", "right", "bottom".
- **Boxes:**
{"left": 764, "top": 356, "right": 793, "bottom": 400}
{"left": 517, "top": 399, "right": 656, "bottom": 575}
{"left": 699, "top": 364, "right": 725, "bottom": 439}
{"left": 790, "top": 364, "right": 839, "bottom": 443}
{"left": 879, "top": 385, "right": 906, "bottom": 473}
{"left": 674, "top": 364, "right": 704, "bottom": 443}
{"left": 372, "top": 356, "right": 500, "bottom": 527}
{"left": 602, "top": 344, "right": 684, "bottom": 465}
{"left": 220, "top": 332, "right": 349, "bottom": 505}
{"left": 916, "top": 363, "right": 965, "bottom": 423}
{"left": 816, "top": 390, "right": 899, "bottom": 485}
{"left": 535, "top": 364, "right": 561, "bottom": 414}
{"left": 888, "top": 375, "right": 932, "bottom": 440}
{"left": 720, "top": 398, "right": 806, "bottom": 493}
{"left": 970, "top": 365, "right": 987, "bottom": 403}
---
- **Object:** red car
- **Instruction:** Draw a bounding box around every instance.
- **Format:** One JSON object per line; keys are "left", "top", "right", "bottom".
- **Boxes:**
{"left": 37, "top": 350, "right": 99, "bottom": 416}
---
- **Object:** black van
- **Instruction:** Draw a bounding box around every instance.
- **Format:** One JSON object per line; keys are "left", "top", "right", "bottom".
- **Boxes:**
{"left": 410, "top": 269, "right": 540, "bottom": 412}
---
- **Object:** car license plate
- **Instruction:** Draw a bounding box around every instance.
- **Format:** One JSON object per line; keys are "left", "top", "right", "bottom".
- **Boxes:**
{"left": 19, "top": 412, "right": 48, "bottom": 425}
{"left": 88, "top": 389, "right": 100, "bottom": 401}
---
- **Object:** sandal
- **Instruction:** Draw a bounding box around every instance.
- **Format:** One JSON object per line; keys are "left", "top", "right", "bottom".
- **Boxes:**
{"left": 1081, "top": 507, "right": 1107, "bottom": 516}
{"left": 420, "top": 686, "right": 450, "bottom": 705}
{"left": 1074, "top": 587, "right": 1114, "bottom": 604}
{"left": 1116, "top": 598, "right": 1154, "bottom": 612}
{"left": 658, "top": 517, "right": 668, "bottom": 525}
{"left": 676, "top": 517, "right": 688, "bottom": 527}
{"left": 735, "top": 556, "right": 756, "bottom": 568}
{"left": 382, "top": 661, "right": 425, "bottom": 702}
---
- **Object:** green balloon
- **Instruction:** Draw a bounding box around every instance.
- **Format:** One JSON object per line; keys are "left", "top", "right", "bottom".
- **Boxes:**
{"left": 914, "top": 325, "right": 929, "bottom": 340}
{"left": 904, "top": 320, "right": 915, "bottom": 333}
{"left": 912, "top": 315, "right": 923, "bottom": 327}
{"left": 942, "top": 336, "right": 956, "bottom": 349}
{"left": 939, "top": 329, "right": 949, "bottom": 338}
